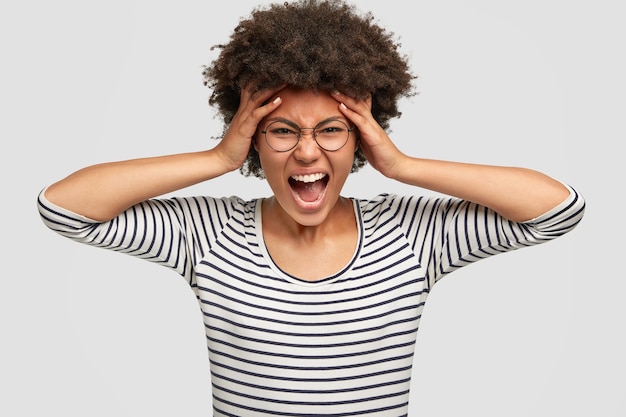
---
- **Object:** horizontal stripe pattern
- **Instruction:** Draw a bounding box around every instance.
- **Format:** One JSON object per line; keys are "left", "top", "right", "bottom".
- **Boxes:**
{"left": 37, "top": 185, "right": 585, "bottom": 416}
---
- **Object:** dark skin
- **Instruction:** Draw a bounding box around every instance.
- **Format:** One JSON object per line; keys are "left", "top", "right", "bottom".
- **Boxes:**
{"left": 45, "top": 85, "right": 569, "bottom": 281}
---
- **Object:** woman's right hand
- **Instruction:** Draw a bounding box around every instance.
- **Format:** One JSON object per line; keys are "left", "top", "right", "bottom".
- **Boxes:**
{"left": 44, "top": 85, "right": 285, "bottom": 221}
{"left": 214, "top": 85, "right": 284, "bottom": 172}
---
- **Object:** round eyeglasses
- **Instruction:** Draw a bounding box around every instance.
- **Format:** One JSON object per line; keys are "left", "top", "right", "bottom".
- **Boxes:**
{"left": 261, "top": 119, "right": 353, "bottom": 152}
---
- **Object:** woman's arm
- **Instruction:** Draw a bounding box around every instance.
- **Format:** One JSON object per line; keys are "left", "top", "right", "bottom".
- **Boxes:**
{"left": 335, "top": 92, "right": 570, "bottom": 222}
{"left": 388, "top": 158, "right": 569, "bottom": 222}
{"left": 45, "top": 86, "right": 284, "bottom": 221}
{"left": 44, "top": 150, "right": 227, "bottom": 221}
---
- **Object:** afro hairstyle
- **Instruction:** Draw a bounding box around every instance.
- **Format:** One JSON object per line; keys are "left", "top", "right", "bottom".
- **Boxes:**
{"left": 202, "top": 0, "right": 416, "bottom": 178}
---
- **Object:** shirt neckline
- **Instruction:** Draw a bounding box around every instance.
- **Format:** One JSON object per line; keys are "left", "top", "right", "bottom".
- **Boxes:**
{"left": 254, "top": 198, "right": 363, "bottom": 286}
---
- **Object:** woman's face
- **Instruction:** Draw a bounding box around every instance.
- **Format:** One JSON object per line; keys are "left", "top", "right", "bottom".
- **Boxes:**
{"left": 255, "top": 87, "right": 358, "bottom": 227}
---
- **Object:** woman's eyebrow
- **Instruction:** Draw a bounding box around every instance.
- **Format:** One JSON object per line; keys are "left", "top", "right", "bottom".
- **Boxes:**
{"left": 265, "top": 117, "right": 300, "bottom": 129}
{"left": 265, "top": 116, "right": 348, "bottom": 127}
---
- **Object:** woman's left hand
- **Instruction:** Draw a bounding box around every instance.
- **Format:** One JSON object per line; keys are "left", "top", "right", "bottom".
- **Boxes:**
{"left": 332, "top": 92, "right": 570, "bottom": 222}
{"left": 332, "top": 91, "right": 408, "bottom": 179}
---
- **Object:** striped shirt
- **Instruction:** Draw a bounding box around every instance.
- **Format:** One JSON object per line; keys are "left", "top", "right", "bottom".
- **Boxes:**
{"left": 38, "top": 187, "right": 585, "bottom": 416}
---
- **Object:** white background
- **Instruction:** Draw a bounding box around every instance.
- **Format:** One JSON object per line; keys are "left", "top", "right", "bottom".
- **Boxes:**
{"left": 1, "top": 0, "right": 624, "bottom": 415}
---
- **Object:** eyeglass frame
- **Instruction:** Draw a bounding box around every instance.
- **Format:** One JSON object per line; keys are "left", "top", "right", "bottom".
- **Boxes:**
{"left": 260, "top": 118, "right": 354, "bottom": 152}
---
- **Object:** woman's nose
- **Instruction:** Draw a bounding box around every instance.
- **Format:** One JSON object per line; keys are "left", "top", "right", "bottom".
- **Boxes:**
{"left": 292, "top": 131, "right": 322, "bottom": 162}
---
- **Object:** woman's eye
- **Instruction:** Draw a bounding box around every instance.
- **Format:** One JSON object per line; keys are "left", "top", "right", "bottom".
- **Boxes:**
{"left": 318, "top": 126, "right": 344, "bottom": 135}
{"left": 272, "top": 127, "right": 296, "bottom": 136}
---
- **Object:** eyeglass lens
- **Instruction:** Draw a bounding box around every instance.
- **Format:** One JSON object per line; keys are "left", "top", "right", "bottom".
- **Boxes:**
{"left": 263, "top": 120, "right": 351, "bottom": 152}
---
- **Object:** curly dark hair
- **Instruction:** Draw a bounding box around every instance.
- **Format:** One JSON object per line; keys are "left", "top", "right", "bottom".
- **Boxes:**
{"left": 202, "top": 0, "right": 416, "bottom": 178}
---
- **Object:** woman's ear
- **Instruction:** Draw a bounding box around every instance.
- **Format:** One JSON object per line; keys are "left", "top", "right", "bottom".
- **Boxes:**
{"left": 354, "top": 130, "right": 361, "bottom": 152}
{"left": 253, "top": 132, "right": 260, "bottom": 152}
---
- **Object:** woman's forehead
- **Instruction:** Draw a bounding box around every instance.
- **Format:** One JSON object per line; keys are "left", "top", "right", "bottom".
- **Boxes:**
{"left": 264, "top": 88, "right": 342, "bottom": 125}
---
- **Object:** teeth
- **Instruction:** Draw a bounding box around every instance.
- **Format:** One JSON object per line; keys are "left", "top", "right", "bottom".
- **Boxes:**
{"left": 290, "top": 173, "right": 327, "bottom": 183}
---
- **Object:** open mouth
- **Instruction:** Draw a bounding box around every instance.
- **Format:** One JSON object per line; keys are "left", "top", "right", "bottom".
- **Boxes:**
{"left": 288, "top": 173, "right": 329, "bottom": 203}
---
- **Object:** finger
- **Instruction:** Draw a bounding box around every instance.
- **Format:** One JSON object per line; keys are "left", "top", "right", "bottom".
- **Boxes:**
{"left": 235, "top": 86, "right": 283, "bottom": 127}
{"left": 331, "top": 91, "right": 371, "bottom": 111}
{"left": 334, "top": 96, "right": 375, "bottom": 131}
{"left": 252, "top": 93, "right": 282, "bottom": 120}
{"left": 249, "top": 84, "right": 287, "bottom": 106}
{"left": 336, "top": 98, "right": 372, "bottom": 130}
{"left": 240, "top": 85, "right": 285, "bottom": 121}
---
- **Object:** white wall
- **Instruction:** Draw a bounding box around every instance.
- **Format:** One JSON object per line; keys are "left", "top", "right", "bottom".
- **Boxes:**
{"left": 1, "top": 0, "right": 623, "bottom": 415}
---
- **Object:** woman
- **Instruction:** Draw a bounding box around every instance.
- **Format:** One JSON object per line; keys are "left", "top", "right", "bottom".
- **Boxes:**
{"left": 38, "top": 0, "right": 585, "bottom": 415}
